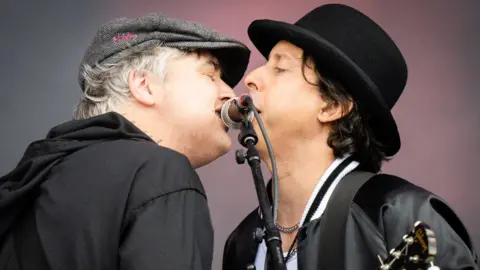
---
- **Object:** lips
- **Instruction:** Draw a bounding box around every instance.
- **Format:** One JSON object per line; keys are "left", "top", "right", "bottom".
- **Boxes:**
{"left": 215, "top": 107, "right": 223, "bottom": 119}
{"left": 250, "top": 102, "right": 262, "bottom": 114}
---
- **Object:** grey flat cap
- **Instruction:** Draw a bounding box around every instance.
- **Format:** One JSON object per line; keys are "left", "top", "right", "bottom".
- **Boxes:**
{"left": 78, "top": 13, "right": 250, "bottom": 90}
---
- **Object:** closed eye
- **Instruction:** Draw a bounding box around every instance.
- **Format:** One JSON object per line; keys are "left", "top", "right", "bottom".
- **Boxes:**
{"left": 274, "top": 67, "right": 287, "bottom": 73}
{"left": 204, "top": 73, "right": 215, "bottom": 81}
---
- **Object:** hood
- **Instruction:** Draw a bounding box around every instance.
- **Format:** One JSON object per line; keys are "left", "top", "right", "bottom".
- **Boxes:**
{"left": 0, "top": 112, "right": 153, "bottom": 236}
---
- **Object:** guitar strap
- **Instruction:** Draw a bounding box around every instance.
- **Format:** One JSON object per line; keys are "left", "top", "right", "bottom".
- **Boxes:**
{"left": 316, "top": 170, "right": 375, "bottom": 270}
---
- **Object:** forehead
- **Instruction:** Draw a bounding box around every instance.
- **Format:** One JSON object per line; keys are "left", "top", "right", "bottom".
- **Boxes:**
{"left": 182, "top": 51, "right": 222, "bottom": 76}
{"left": 190, "top": 50, "right": 220, "bottom": 66}
{"left": 268, "top": 40, "right": 304, "bottom": 61}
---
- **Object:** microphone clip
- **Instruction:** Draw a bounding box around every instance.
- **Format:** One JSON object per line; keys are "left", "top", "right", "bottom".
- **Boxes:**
{"left": 236, "top": 98, "right": 258, "bottom": 148}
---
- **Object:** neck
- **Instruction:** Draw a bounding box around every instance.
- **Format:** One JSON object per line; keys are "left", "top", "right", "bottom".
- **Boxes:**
{"left": 119, "top": 106, "right": 173, "bottom": 147}
{"left": 263, "top": 139, "right": 335, "bottom": 227}
{"left": 119, "top": 105, "right": 206, "bottom": 169}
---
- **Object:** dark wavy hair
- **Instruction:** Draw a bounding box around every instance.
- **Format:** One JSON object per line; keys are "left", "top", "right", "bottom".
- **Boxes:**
{"left": 301, "top": 53, "right": 390, "bottom": 172}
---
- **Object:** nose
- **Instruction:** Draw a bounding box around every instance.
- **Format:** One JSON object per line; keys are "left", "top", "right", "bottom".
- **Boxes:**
{"left": 218, "top": 83, "right": 236, "bottom": 102}
{"left": 244, "top": 68, "right": 261, "bottom": 93}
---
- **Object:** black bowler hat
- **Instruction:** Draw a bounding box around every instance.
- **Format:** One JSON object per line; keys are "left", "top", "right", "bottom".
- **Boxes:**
{"left": 248, "top": 4, "right": 408, "bottom": 156}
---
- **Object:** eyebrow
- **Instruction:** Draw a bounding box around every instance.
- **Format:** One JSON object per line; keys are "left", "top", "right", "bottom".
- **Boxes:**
{"left": 203, "top": 59, "right": 220, "bottom": 70}
{"left": 268, "top": 52, "right": 295, "bottom": 62}
{"left": 200, "top": 59, "right": 222, "bottom": 76}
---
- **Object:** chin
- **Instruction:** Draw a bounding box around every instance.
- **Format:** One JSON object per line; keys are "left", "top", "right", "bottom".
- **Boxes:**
{"left": 191, "top": 135, "right": 232, "bottom": 169}
{"left": 217, "top": 135, "right": 232, "bottom": 155}
{"left": 254, "top": 139, "right": 269, "bottom": 160}
{"left": 251, "top": 119, "right": 271, "bottom": 161}
{"left": 210, "top": 135, "right": 232, "bottom": 161}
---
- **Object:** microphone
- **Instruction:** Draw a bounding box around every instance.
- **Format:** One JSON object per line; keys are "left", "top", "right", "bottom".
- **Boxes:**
{"left": 220, "top": 94, "right": 254, "bottom": 129}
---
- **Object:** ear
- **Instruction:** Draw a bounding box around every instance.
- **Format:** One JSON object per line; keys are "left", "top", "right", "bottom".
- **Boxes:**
{"left": 128, "top": 69, "right": 155, "bottom": 106}
{"left": 317, "top": 98, "right": 353, "bottom": 124}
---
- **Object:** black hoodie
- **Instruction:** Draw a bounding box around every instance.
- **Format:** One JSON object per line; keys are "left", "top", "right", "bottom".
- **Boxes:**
{"left": 0, "top": 112, "right": 213, "bottom": 270}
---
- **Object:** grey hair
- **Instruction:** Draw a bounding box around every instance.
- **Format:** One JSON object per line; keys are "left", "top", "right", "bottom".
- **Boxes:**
{"left": 73, "top": 42, "right": 189, "bottom": 120}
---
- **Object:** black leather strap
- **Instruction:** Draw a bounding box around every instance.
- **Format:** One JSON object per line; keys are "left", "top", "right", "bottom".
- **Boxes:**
{"left": 317, "top": 170, "right": 375, "bottom": 270}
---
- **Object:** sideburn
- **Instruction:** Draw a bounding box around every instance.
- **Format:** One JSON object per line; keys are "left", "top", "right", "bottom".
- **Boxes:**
{"left": 300, "top": 53, "right": 352, "bottom": 117}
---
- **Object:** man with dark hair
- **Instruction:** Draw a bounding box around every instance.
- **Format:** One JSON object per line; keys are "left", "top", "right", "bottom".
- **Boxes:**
{"left": 223, "top": 4, "right": 478, "bottom": 270}
{"left": 0, "top": 13, "right": 250, "bottom": 270}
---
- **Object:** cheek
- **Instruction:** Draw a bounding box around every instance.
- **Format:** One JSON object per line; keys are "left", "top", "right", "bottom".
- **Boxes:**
{"left": 170, "top": 80, "right": 219, "bottom": 120}
{"left": 168, "top": 75, "right": 215, "bottom": 102}
{"left": 264, "top": 85, "right": 303, "bottom": 114}
{"left": 265, "top": 85, "right": 321, "bottom": 125}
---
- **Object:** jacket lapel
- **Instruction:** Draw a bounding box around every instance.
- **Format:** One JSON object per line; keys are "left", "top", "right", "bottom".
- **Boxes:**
{"left": 233, "top": 209, "right": 263, "bottom": 269}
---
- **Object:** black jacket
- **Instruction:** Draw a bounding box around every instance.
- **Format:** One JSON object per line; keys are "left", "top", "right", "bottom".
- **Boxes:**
{"left": 0, "top": 112, "right": 213, "bottom": 270}
{"left": 223, "top": 173, "right": 479, "bottom": 270}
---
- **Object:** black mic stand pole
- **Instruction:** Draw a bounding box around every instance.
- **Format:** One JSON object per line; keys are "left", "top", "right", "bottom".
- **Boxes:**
{"left": 235, "top": 107, "right": 287, "bottom": 270}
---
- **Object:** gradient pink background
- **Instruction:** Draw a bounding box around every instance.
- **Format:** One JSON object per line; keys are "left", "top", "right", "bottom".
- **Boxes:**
{"left": 1, "top": 1, "right": 478, "bottom": 269}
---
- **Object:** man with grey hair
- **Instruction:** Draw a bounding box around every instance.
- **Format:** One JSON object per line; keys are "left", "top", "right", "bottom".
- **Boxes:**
{"left": 0, "top": 13, "right": 250, "bottom": 270}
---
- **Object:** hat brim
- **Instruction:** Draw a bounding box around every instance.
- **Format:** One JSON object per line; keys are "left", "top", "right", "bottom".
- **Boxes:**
{"left": 248, "top": 19, "right": 400, "bottom": 156}
{"left": 209, "top": 44, "right": 250, "bottom": 89}
{"left": 167, "top": 41, "right": 250, "bottom": 88}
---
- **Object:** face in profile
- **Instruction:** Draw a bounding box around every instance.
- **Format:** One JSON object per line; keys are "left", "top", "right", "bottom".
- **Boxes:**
{"left": 244, "top": 41, "right": 326, "bottom": 158}
{"left": 132, "top": 50, "right": 236, "bottom": 168}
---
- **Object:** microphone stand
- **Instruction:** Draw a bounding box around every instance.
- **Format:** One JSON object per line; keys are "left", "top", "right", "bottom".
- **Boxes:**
{"left": 235, "top": 105, "right": 287, "bottom": 270}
